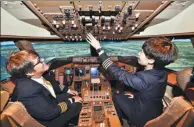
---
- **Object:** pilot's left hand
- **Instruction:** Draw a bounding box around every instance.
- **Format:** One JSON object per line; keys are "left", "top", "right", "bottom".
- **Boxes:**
{"left": 86, "top": 33, "right": 101, "bottom": 50}
{"left": 68, "top": 89, "right": 79, "bottom": 96}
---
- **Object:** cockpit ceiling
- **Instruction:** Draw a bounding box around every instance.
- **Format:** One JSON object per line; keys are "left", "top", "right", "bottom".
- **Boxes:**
{"left": 1, "top": 1, "right": 194, "bottom": 41}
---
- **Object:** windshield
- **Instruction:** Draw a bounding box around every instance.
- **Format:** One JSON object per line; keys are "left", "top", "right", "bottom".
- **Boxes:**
{"left": 32, "top": 42, "right": 91, "bottom": 62}
{"left": 1, "top": 39, "right": 194, "bottom": 80}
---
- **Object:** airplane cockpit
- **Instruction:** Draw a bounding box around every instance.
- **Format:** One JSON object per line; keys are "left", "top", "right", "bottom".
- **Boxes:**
{"left": 1, "top": 1, "right": 194, "bottom": 127}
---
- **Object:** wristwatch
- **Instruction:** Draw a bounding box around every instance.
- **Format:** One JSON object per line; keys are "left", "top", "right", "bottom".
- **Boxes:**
{"left": 96, "top": 48, "right": 103, "bottom": 53}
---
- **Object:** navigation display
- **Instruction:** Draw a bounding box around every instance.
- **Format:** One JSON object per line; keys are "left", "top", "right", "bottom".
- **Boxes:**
{"left": 65, "top": 68, "right": 72, "bottom": 74}
{"left": 75, "top": 68, "right": 85, "bottom": 76}
{"left": 94, "top": 106, "right": 102, "bottom": 111}
{"left": 91, "top": 67, "right": 100, "bottom": 77}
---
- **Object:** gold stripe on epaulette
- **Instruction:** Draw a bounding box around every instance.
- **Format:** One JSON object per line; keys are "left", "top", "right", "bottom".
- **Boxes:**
{"left": 58, "top": 102, "right": 67, "bottom": 113}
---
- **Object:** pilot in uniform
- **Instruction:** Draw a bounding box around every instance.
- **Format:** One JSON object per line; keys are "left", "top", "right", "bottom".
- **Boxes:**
{"left": 7, "top": 50, "right": 82, "bottom": 127}
{"left": 86, "top": 33, "right": 179, "bottom": 127}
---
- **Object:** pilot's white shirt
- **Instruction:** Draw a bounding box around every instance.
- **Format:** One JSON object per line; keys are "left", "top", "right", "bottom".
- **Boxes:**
{"left": 31, "top": 77, "right": 56, "bottom": 98}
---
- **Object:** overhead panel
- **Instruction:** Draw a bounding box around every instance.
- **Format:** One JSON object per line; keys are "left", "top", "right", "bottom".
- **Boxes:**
{"left": 32, "top": 1, "right": 80, "bottom": 40}
{"left": 29, "top": 1, "right": 167, "bottom": 41}
{"left": 125, "top": 1, "right": 172, "bottom": 38}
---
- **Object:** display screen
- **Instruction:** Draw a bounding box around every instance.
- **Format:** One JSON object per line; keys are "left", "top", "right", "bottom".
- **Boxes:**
{"left": 65, "top": 68, "right": 71, "bottom": 74}
{"left": 75, "top": 68, "right": 85, "bottom": 76}
{"left": 94, "top": 106, "right": 102, "bottom": 111}
{"left": 91, "top": 67, "right": 100, "bottom": 77}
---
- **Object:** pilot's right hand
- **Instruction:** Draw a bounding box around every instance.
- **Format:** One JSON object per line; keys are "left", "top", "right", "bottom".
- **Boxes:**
{"left": 72, "top": 96, "right": 83, "bottom": 103}
{"left": 86, "top": 33, "right": 101, "bottom": 50}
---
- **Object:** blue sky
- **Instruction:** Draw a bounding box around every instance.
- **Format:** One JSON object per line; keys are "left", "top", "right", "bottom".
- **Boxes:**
{"left": 0, "top": 41, "right": 14, "bottom": 45}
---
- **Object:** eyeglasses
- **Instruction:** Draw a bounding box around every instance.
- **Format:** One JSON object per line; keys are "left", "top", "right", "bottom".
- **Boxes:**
{"left": 191, "top": 68, "right": 194, "bottom": 82}
{"left": 33, "top": 58, "right": 45, "bottom": 67}
{"left": 191, "top": 74, "right": 194, "bottom": 83}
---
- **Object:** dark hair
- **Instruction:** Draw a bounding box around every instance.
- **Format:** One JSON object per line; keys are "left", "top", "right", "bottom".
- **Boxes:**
{"left": 6, "top": 50, "right": 39, "bottom": 78}
{"left": 142, "top": 37, "right": 178, "bottom": 68}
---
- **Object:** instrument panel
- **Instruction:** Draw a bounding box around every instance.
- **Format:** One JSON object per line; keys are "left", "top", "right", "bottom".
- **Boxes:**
{"left": 72, "top": 56, "right": 119, "bottom": 63}
{"left": 53, "top": 56, "right": 136, "bottom": 127}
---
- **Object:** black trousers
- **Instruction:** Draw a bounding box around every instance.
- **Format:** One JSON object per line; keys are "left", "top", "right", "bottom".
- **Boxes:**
{"left": 112, "top": 92, "right": 131, "bottom": 125}
{"left": 38, "top": 103, "right": 82, "bottom": 127}
{"left": 112, "top": 92, "right": 163, "bottom": 127}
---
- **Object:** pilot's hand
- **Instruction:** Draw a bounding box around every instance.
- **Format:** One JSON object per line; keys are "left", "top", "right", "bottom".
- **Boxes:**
{"left": 86, "top": 33, "right": 101, "bottom": 50}
{"left": 68, "top": 89, "right": 78, "bottom": 96}
{"left": 72, "top": 96, "right": 83, "bottom": 103}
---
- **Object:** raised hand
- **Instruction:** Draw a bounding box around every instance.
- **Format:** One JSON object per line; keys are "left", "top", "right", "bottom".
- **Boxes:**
{"left": 86, "top": 33, "right": 101, "bottom": 50}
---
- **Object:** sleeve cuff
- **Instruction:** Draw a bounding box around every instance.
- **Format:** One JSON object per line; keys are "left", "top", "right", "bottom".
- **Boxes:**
{"left": 99, "top": 52, "right": 113, "bottom": 70}
{"left": 68, "top": 98, "right": 74, "bottom": 104}
{"left": 102, "top": 58, "right": 113, "bottom": 70}
{"left": 58, "top": 102, "right": 68, "bottom": 114}
{"left": 99, "top": 50, "right": 104, "bottom": 55}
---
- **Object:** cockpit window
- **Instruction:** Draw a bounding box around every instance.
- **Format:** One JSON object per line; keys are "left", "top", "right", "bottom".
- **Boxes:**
{"left": 1, "top": 39, "right": 194, "bottom": 80}
{"left": 1, "top": 41, "right": 19, "bottom": 80}
{"left": 102, "top": 41, "right": 143, "bottom": 56}
{"left": 166, "top": 39, "right": 194, "bottom": 71}
{"left": 32, "top": 42, "right": 90, "bottom": 62}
